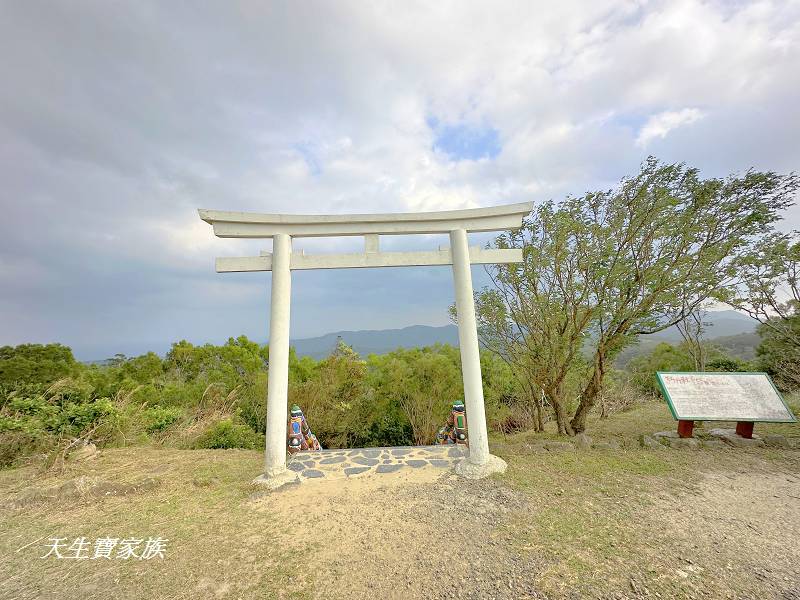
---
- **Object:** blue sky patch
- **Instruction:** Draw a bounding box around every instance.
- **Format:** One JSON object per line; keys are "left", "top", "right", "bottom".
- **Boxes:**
{"left": 428, "top": 116, "right": 501, "bottom": 161}
{"left": 293, "top": 142, "right": 322, "bottom": 176}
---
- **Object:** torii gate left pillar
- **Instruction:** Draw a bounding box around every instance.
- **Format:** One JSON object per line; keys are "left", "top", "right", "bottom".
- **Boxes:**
{"left": 199, "top": 203, "right": 532, "bottom": 488}
{"left": 264, "top": 233, "right": 293, "bottom": 484}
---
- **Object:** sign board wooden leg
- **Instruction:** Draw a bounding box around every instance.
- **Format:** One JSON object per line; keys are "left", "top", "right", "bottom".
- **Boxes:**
{"left": 677, "top": 420, "right": 694, "bottom": 438}
{"left": 735, "top": 421, "right": 754, "bottom": 439}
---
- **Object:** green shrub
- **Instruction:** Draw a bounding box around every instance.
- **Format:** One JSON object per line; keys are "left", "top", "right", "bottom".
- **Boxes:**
{"left": 352, "top": 413, "right": 413, "bottom": 447}
{"left": 707, "top": 357, "right": 750, "bottom": 372}
{"left": 58, "top": 397, "right": 117, "bottom": 435}
{"left": 144, "top": 406, "right": 183, "bottom": 434}
{"left": 193, "top": 418, "right": 261, "bottom": 450}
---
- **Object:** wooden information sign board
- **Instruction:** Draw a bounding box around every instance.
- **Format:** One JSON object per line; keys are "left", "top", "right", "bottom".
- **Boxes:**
{"left": 656, "top": 372, "right": 796, "bottom": 438}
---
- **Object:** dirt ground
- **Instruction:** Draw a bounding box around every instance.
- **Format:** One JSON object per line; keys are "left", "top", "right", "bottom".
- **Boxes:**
{"left": 640, "top": 470, "right": 800, "bottom": 599}
{"left": 254, "top": 468, "right": 544, "bottom": 599}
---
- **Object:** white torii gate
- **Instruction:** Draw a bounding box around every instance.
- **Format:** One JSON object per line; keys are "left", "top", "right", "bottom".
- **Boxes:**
{"left": 199, "top": 202, "right": 532, "bottom": 488}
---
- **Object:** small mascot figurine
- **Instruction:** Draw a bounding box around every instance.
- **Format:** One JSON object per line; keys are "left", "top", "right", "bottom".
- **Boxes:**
{"left": 451, "top": 400, "right": 468, "bottom": 445}
{"left": 287, "top": 404, "right": 321, "bottom": 454}
{"left": 435, "top": 400, "right": 468, "bottom": 446}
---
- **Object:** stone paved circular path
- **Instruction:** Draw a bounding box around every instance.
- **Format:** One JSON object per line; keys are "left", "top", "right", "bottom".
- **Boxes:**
{"left": 286, "top": 445, "right": 469, "bottom": 482}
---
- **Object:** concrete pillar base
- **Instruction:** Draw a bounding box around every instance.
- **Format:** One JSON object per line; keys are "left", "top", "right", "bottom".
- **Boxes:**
{"left": 455, "top": 454, "right": 507, "bottom": 479}
{"left": 252, "top": 468, "right": 299, "bottom": 491}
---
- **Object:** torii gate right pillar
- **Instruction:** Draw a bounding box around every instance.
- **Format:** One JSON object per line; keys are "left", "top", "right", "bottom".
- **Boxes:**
{"left": 450, "top": 228, "right": 507, "bottom": 478}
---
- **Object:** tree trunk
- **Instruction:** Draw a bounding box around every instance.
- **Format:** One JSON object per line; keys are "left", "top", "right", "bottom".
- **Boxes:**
{"left": 571, "top": 351, "right": 606, "bottom": 433}
{"left": 553, "top": 399, "right": 574, "bottom": 435}
{"left": 549, "top": 382, "right": 574, "bottom": 435}
{"left": 536, "top": 395, "right": 545, "bottom": 432}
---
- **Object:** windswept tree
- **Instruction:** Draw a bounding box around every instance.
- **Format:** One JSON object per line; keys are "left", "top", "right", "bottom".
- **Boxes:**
{"left": 569, "top": 159, "right": 797, "bottom": 432}
{"left": 477, "top": 157, "right": 797, "bottom": 434}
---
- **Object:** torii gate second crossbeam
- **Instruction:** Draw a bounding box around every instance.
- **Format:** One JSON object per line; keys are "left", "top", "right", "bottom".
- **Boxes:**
{"left": 199, "top": 202, "right": 533, "bottom": 489}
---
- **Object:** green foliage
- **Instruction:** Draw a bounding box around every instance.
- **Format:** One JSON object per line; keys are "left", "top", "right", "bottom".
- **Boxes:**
{"left": 0, "top": 343, "right": 77, "bottom": 386}
{"left": 121, "top": 352, "right": 164, "bottom": 384}
{"left": 756, "top": 313, "right": 800, "bottom": 390}
{"left": 706, "top": 357, "right": 750, "bottom": 372}
{"left": 627, "top": 343, "right": 694, "bottom": 395}
{"left": 0, "top": 335, "right": 489, "bottom": 462}
{"left": 193, "top": 418, "right": 261, "bottom": 450}
{"left": 291, "top": 342, "right": 376, "bottom": 448}
{"left": 369, "top": 345, "right": 462, "bottom": 445}
{"left": 143, "top": 406, "right": 183, "bottom": 433}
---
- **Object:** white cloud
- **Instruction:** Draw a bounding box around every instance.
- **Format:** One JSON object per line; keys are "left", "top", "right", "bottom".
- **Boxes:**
{"left": 636, "top": 108, "right": 706, "bottom": 147}
{"left": 1, "top": 0, "right": 799, "bottom": 356}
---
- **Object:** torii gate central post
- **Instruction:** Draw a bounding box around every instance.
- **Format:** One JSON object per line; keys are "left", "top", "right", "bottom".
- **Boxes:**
{"left": 199, "top": 202, "right": 532, "bottom": 489}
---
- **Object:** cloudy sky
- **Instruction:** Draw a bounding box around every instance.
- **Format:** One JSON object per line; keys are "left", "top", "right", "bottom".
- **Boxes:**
{"left": 1, "top": 1, "right": 799, "bottom": 359}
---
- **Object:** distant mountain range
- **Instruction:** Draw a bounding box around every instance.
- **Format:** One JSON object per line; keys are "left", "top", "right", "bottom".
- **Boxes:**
{"left": 292, "top": 310, "right": 760, "bottom": 361}
{"left": 291, "top": 324, "right": 460, "bottom": 359}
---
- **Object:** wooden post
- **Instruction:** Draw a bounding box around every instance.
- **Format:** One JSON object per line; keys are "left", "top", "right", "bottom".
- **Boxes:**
{"left": 735, "top": 421, "right": 754, "bottom": 439}
{"left": 677, "top": 419, "right": 694, "bottom": 438}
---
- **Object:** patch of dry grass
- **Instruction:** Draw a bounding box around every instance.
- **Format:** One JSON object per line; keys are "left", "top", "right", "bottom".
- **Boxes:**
{"left": 0, "top": 448, "right": 310, "bottom": 600}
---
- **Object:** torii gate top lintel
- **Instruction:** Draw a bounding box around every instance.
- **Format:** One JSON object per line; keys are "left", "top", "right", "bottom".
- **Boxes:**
{"left": 198, "top": 201, "right": 533, "bottom": 238}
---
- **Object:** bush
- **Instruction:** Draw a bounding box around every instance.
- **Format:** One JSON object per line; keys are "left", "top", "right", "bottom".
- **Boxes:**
{"left": 706, "top": 357, "right": 750, "bottom": 372}
{"left": 144, "top": 406, "right": 183, "bottom": 434}
{"left": 193, "top": 418, "right": 261, "bottom": 450}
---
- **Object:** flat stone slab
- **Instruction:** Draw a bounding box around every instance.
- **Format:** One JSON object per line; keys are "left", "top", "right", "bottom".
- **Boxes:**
{"left": 343, "top": 466, "right": 370, "bottom": 477}
{"left": 708, "top": 428, "right": 766, "bottom": 448}
{"left": 763, "top": 434, "right": 791, "bottom": 449}
{"left": 653, "top": 431, "right": 682, "bottom": 439}
{"left": 669, "top": 437, "right": 701, "bottom": 449}
{"left": 290, "top": 445, "right": 470, "bottom": 482}
{"left": 375, "top": 464, "right": 402, "bottom": 474}
{"left": 701, "top": 440, "right": 728, "bottom": 450}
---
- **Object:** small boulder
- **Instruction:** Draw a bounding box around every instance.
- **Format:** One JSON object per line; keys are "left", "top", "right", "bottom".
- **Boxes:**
{"left": 669, "top": 437, "right": 701, "bottom": 450}
{"left": 701, "top": 440, "right": 727, "bottom": 450}
{"left": 574, "top": 433, "right": 593, "bottom": 450}
{"left": 708, "top": 428, "right": 736, "bottom": 438}
{"left": 727, "top": 435, "right": 765, "bottom": 448}
{"left": 592, "top": 440, "right": 621, "bottom": 451}
{"left": 763, "top": 434, "right": 791, "bottom": 449}
{"left": 68, "top": 442, "right": 98, "bottom": 462}
{"left": 708, "top": 428, "right": 765, "bottom": 448}
{"left": 640, "top": 435, "right": 665, "bottom": 450}
{"left": 542, "top": 440, "right": 575, "bottom": 452}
